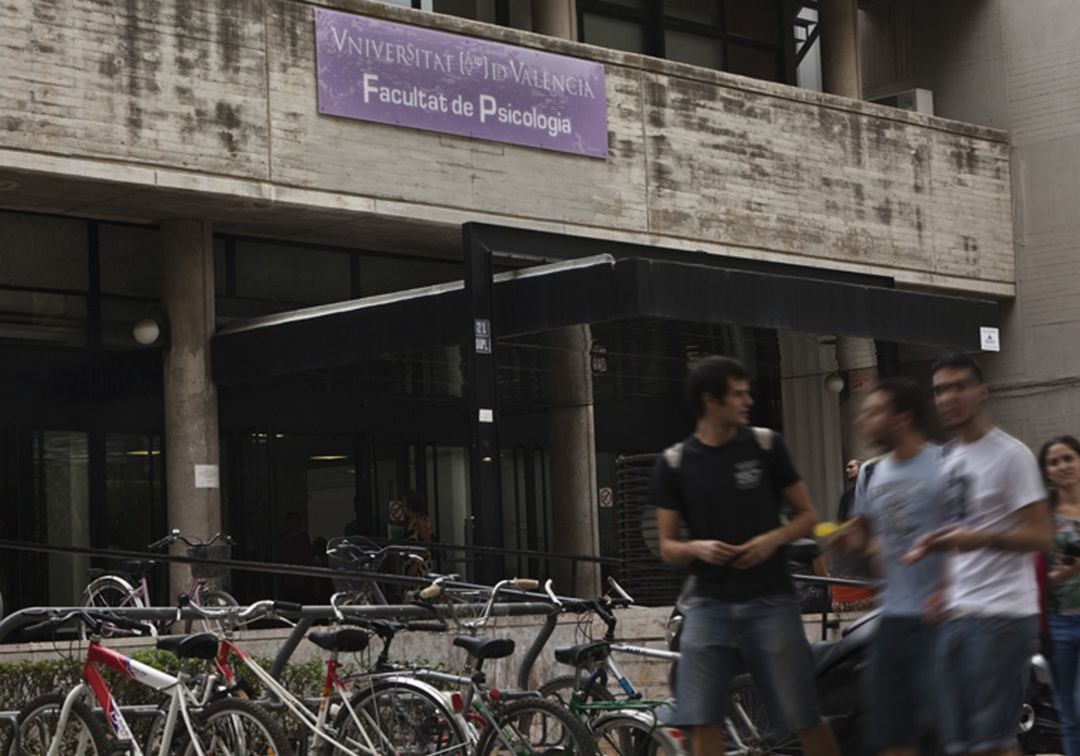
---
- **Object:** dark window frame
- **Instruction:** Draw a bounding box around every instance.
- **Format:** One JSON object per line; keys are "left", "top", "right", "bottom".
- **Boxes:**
{"left": 577, "top": 0, "right": 795, "bottom": 84}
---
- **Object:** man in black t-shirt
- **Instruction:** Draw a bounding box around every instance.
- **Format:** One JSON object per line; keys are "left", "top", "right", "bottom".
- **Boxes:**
{"left": 652, "top": 356, "right": 839, "bottom": 756}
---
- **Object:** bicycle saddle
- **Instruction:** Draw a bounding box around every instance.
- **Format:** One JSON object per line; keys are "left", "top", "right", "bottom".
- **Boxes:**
{"left": 307, "top": 628, "right": 371, "bottom": 654}
{"left": 121, "top": 559, "right": 157, "bottom": 577}
{"left": 156, "top": 633, "right": 219, "bottom": 661}
{"left": 554, "top": 641, "right": 610, "bottom": 668}
{"left": 453, "top": 635, "right": 515, "bottom": 660}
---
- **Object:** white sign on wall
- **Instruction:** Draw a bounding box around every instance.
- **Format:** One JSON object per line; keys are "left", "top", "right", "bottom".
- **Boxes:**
{"left": 980, "top": 327, "right": 1001, "bottom": 352}
{"left": 194, "top": 464, "right": 220, "bottom": 489}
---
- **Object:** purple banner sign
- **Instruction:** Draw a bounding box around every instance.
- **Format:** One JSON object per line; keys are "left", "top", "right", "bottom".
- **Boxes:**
{"left": 315, "top": 9, "right": 608, "bottom": 158}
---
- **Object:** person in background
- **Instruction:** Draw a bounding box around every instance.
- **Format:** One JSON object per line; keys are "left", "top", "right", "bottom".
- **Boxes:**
{"left": 401, "top": 490, "right": 433, "bottom": 578}
{"left": 276, "top": 511, "right": 312, "bottom": 603}
{"left": 402, "top": 490, "right": 432, "bottom": 543}
{"left": 837, "top": 458, "right": 862, "bottom": 522}
{"left": 310, "top": 536, "right": 332, "bottom": 602}
{"left": 831, "top": 457, "right": 877, "bottom": 611}
{"left": 344, "top": 496, "right": 365, "bottom": 537}
{"left": 1040, "top": 434, "right": 1080, "bottom": 756}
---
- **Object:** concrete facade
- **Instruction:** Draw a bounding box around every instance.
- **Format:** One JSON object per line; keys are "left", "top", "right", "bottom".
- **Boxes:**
{"left": 0, "top": 0, "right": 1034, "bottom": 609}
{"left": 0, "top": 0, "right": 1012, "bottom": 296}
{"left": 861, "top": 0, "right": 1080, "bottom": 447}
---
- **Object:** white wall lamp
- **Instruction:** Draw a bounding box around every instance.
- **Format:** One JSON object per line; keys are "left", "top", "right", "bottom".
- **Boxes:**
{"left": 133, "top": 308, "right": 169, "bottom": 347}
{"left": 824, "top": 372, "right": 845, "bottom": 394}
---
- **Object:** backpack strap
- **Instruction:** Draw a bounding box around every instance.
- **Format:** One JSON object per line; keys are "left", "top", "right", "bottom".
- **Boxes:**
{"left": 750, "top": 427, "right": 774, "bottom": 452}
{"left": 663, "top": 442, "right": 685, "bottom": 470}
{"left": 861, "top": 456, "right": 883, "bottom": 488}
{"left": 666, "top": 428, "right": 773, "bottom": 468}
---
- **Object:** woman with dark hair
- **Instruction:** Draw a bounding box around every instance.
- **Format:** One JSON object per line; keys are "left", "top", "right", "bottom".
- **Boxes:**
{"left": 1040, "top": 434, "right": 1080, "bottom": 756}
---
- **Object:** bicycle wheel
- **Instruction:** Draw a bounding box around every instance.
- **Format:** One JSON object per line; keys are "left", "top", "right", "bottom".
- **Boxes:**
{"left": 329, "top": 678, "right": 470, "bottom": 755}
{"left": 592, "top": 712, "right": 683, "bottom": 756}
{"left": 80, "top": 575, "right": 151, "bottom": 639}
{"left": 9, "top": 693, "right": 110, "bottom": 755}
{"left": 477, "top": 697, "right": 597, "bottom": 755}
{"left": 539, "top": 674, "right": 616, "bottom": 708}
{"left": 185, "top": 588, "right": 239, "bottom": 634}
{"left": 724, "top": 676, "right": 799, "bottom": 755}
{"left": 178, "top": 698, "right": 293, "bottom": 755}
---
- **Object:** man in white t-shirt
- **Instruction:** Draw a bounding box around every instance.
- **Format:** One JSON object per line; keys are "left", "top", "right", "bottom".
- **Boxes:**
{"left": 906, "top": 353, "right": 1052, "bottom": 756}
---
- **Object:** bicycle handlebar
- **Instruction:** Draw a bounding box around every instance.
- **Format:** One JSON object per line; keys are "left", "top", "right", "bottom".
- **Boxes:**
{"left": 181, "top": 599, "right": 296, "bottom": 622}
{"left": 147, "top": 529, "right": 235, "bottom": 551}
{"left": 326, "top": 540, "right": 431, "bottom": 563}
{"left": 24, "top": 609, "right": 153, "bottom": 637}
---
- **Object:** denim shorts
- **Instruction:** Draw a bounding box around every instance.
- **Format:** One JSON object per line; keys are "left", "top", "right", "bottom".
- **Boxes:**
{"left": 864, "top": 617, "right": 938, "bottom": 749}
{"left": 674, "top": 593, "right": 821, "bottom": 731}
{"left": 936, "top": 615, "right": 1038, "bottom": 755}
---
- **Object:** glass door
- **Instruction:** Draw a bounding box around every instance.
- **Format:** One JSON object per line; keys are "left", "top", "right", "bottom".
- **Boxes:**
{"left": 34, "top": 430, "right": 90, "bottom": 606}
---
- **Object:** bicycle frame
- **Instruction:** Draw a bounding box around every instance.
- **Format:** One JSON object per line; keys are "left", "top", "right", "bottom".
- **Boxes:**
{"left": 54, "top": 640, "right": 204, "bottom": 756}
{"left": 211, "top": 635, "right": 398, "bottom": 755}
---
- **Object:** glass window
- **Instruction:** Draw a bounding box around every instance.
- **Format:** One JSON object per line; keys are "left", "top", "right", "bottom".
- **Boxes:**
{"left": 725, "top": 0, "right": 780, "bottom": 42}
{"left": 104, "top": 434, "right": 163, "bottom": 554}
{"left": 99, "top": 224, "right": 161, "bottom": 298}
{"left": 581, "top": 13, "right": 646, "bottom": 53}
{"left": 664, "top": 0, "right": 719, "bottom": 24}
{"left": 0, "top": 289, "right": 86, "bottom": 346}
{"left": 434, "top": 446, "right": 470, "bottom": 549}
{"left": 433, "top": 0, "right": 496, "bottom": 22}
{"left": 665, "top": 30, "right": 723, "bottom": 69}
{"left": 34, "top": 430, "right": 90, "bottom": 606}
{"left": 0, "top": 212, "right": 88, "bottom": 291}
{"left": 727, "top": 42, "right": 781, "bottom": 81}
{"left": 360, "top": 255, "right": 461, "bottom": 297}
{"left": 234, "top": 240, "right": 351, "bottom": 306}
{"left": 506, "top": 3, "right": 532, "bottom": 31}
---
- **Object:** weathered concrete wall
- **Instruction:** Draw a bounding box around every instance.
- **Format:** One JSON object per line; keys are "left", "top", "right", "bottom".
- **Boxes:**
{"left": 0, "top": 0, "right": 1012, "bottom": 295}
{"left": 863, "top": 0, "right": 1080, "bottom": 447}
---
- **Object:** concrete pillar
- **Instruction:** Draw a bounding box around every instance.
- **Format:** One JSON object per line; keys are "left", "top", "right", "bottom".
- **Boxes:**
{"left": 543, "top": 325, "right": 600, "bottom": 597}
{"left": 778, "top": 331, "right": 845, "bottom": 521}
{"left": 819, "top": 0, "right": 862, "bottom": 99}
{"left": 161, "top": 220, "right": 222, "bottom": 600}
{"left": 531, "top": 0, "right": 577, "bottom": 40}
{"left": 836, "top": 336, "right": 878, "bottom": 464}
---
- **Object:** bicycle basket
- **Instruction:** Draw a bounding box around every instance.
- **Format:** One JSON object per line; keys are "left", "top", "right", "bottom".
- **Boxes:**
{"left": 187, "top": 543, "right": 232, "bottom": 580}
{"left": 327, "top": 536, "right": 385, "bottom": 593}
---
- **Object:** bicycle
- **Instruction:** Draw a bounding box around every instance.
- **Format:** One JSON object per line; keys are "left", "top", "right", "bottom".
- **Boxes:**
{"left": 535, "top": 579, "right": 685, "bottom": 755}
{"left": 406, "top": 574, "right": 598, "bottom": 755}
{"left": 8, "top": 607, "right": 291, "bottom": 756}
{"left": 81, "top": 529, "right": 238, "bottom": 636}
{"left": 179, "top": 597, "right": 469, "bottom": 756}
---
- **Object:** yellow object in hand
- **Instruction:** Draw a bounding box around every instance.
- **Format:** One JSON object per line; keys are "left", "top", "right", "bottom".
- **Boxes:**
{"left": 813, "top": 520, "right": 853, "bottom": 539}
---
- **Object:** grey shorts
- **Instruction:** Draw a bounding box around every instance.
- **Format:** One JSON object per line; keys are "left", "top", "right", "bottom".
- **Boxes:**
{"left": 936, "top": 615, "right": 1038, "bottom": 755}
{"left": 674, "top": 594, "right": 821, "bottom": 731}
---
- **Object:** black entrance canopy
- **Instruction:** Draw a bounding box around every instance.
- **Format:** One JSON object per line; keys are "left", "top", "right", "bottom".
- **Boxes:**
{"left": 212, "top": 223, "right": 1000, "bottom": 581}
{"left": 213, "top": 224, "right": 999, "bottom": 386}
